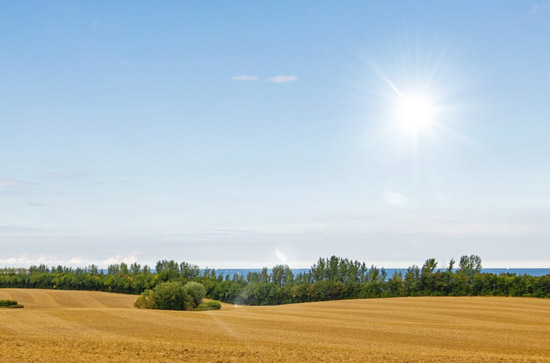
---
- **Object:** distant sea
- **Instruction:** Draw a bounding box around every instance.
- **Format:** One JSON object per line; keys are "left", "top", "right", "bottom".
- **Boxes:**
{"left": 213, "top": 268, "right": 550, "bottom": 279}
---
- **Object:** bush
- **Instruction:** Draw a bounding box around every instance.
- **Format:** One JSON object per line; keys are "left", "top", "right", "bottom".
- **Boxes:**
{"left": 184, "top": 281, "right": 206, "bottom": 307}
{"left": 0, "top": 300, "right": 23, "bottom": 308}
{"left": 206, "top": 300, "right": 221, "bottom": 309}
{"left": 154, "top": 281, "right": 193, "bottom": 310}
{"left": 134, "top": 290, "right": 156, "bottom": 309}
{"left": 194, "top": 300, "right": 222, "bottom": 311}
{"left": 134, "top": 281, "right": 193, "bottom": 311}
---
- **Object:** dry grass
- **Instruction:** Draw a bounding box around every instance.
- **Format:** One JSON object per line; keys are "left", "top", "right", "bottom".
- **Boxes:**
{"left": 1, "top": 289, "right": 549, "bottom": 362}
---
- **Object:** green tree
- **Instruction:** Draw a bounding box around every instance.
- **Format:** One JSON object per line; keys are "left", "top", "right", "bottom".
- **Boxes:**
{"left": 153, "top": 281, "right": 192, "bottom": 310}
{"left": 134, "top": 289, "right": 156, "bottom": 309}
{"left": 184, "top": 281, "right": 206, "bottom": 307}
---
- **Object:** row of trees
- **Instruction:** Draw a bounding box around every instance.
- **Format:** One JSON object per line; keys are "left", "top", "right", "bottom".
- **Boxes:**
{"left": 1, "top": 255, "right": 549, "bottom": 305}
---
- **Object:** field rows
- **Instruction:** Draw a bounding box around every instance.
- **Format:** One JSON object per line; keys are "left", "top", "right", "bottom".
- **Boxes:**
{"left": 1, "top": 289, "right": 549, "bottom": 362}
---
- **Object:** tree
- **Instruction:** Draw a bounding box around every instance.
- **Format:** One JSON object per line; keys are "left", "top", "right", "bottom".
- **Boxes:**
{"left": 152, "top": 281, "right": 192, "bottom": 310}
{"left": 447, "top": 259, "right": 455, "bottom": 273}
{"left": 134, "top": 289, "right": 156, "bottom": 309}
{"left": 184, "top": 281, "right": 206, "bottom": 307}
{"left": 458, "top": 255, "right": 482, "bottom": 281}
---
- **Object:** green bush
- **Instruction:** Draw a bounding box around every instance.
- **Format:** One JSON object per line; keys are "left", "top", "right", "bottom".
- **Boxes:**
{"left": 194, "top": 300, "right": 222, "bottom": 311}
{"left": 134, "top": 290, "right": 156, "bottom": 309}
{"left": 154, "top": 281, "right": 193, "bottom": 310}
{"left": 0, "top": 300, "right": 23, "bottom": 308}
{"left": 184, "top": 281, "right": 206, "bottom": 307}
{"left": 134, "top": 281, "right": 193, "bottom": 311}
{"left": 206, "top": 300, "right": 221, "bottom": 309}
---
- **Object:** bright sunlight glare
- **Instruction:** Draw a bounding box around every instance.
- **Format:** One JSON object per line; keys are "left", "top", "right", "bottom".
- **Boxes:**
{"left": 395, "top": 93, "right": 436, "bottom": 132}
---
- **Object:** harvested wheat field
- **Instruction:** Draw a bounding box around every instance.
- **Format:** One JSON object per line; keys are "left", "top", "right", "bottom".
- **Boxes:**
{"left": 1, "top": 289, "right": 549, "bottom": 362}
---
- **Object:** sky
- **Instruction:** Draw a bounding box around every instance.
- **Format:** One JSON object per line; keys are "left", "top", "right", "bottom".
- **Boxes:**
{"left": 1, "top": 1, "right": 550, "bottom": 268}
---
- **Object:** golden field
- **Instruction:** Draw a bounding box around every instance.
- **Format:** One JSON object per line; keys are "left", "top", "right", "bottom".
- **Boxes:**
{"left": 1, "top": 289, "right": 549, "bottom": 362}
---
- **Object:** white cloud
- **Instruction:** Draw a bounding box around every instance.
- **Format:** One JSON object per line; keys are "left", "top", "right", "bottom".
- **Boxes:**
{"left": 0, "top": 254, "right": 59, "bottom": 265}
{"left": 0, "top": 178, "right": 21, "bottom": 187}
{"left": 231, "top": 75, "right": 258, "bottom": 81}
{"left": 0, "top": 253, "right": 139, "bottom": 268}
{"left": 103, "top": 252, "right": 138, "bottom": 265}
{"left": 268, "top": 75, "right": 299, "bottom": 83}
{"left": 68, "top": 256, "right": 87, "bottom": 265}
{"left": 275, "top": 248, "right": 288, "bottom": 264}
{"left": 384, "top": 191, "right": 409, "bottom": 207}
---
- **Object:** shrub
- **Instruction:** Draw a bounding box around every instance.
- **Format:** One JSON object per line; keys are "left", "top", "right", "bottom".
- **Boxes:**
{"left": 134, "top": 290, "right": 156, "bottom": 309}
{"left": 0, "top": 300, "right": 23, "bottom": 308}
{"left": 134, "top": 281, "right": 193, "bottom": 311}
{"left": 194, "top": 300, "right": 222, "bottom": 311}
{"left": 184, "top": 281, "right": 206, "bottom": 307}
{"left": 154, "top": 281, "right": 193, "bottom": 310}
{"left": 206, "top": 300, "right": 221, "bottom": 309}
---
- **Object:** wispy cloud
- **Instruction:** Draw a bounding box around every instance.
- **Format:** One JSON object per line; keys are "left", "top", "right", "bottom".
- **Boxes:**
{"left": 68, "top": 256, "right": 87, "bottom": 265}
{"left": 268, "top": 75, "right": 299, "bottom": 83}
{"left": 530, "top": 2, "right": 550, "bottom": 14}
{"left": 0, "top": 253, "right": 139, "bottom": 267}
{"left": 103, "top": 252, "right": 138, "bottom": 265}
{"left": 232, "top": 75, "right": 258, "bottom": 81}
{"left": 0, "top": 254, "right": 58, "bottom": 265}
{"left": 45, "top": 172, "right": 88, "bottom": 179}
{"left": 26, "top": 202, "right": 49, "bottom": 207}
{"left": 0, "top": 225, "right": 43, "bottom": 232}
{"left": 275, "top": 248, "right": 288, "bottom": 263}
{"left": 0, "top": 178, "right": 21, "bottom": 187}
{"left": 384, "top": 191, "right": 409, "bottom": 207}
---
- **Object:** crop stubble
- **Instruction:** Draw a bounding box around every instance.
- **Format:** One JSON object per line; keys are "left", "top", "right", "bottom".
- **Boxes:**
{"left": 1, "top": 289, "right": 549, "bottom": 362}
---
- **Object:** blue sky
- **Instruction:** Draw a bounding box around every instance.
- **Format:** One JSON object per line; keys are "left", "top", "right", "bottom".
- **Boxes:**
{"left": 1, "top": 1, "right": 549, "bottom": 268}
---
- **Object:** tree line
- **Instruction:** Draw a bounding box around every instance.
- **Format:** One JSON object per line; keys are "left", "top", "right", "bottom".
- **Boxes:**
{"left": 1, "top": 255, "right": 549, "bottom": 305}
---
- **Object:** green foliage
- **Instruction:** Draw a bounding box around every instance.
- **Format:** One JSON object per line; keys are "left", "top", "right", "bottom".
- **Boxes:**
{"left": 0, "top": 299, "right": 18, "bottom": 307}
{"left": 184, "top": 281, "right": 206, "bottom": 307}
{"left": 194, "top": 300, "right": 222, "bottom": 311}
{"left": 0, "top": 300, "right": 23, "bottom": 308}
{"left": 134, "top": 282, "right": 194, "bottom": 311}
{"left": 153, "top": 281, "right": 193, "bottom": 310}
{"left": 2, "top": 254, "right": 550, "bottom": 308}
{"left": 134, "top": 289, "right": 156, "bottom": 309}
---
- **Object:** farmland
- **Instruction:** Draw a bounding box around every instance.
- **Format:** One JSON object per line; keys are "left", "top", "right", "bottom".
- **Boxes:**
{"left": 1, "top": 289, "right": 549, "bottom": 362}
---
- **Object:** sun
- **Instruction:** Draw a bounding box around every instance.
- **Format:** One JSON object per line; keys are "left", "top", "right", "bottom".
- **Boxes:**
{"left": 395, "top": 93, "right": 436, "bottom": 132}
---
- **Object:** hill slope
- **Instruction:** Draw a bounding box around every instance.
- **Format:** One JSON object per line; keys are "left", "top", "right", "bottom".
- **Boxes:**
{"left": 1, "top": 288, "right": 549, "bottom": 362}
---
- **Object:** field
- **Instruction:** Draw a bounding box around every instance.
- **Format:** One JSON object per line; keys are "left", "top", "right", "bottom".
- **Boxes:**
{"left": 1, "top": 289, "right": 549, "bottom": 362}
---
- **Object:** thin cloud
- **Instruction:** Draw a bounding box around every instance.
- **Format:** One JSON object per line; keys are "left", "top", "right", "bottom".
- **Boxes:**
{"left": 68, "top": 256, "right": 87, "bottom": 265}
{"left": 275, "top": 248, "right": 288, "bottom": 264}
{"left": 384, "top": 191, "right": 409, "bottom": 207}
{"left": 0, "top": 254, "right": 58, "bottom": 265}
{"left": 103, "top": 252, "right": 138, "bottom": 265}
{"left": 268, "top": 75, "right": 299, "bottom": 83}
{"left": 530, "top": 3, "right": 550, "bottom": 14}
{"left": 0, "top": 178, "right": 21, "bottom": 187}
{"left": 27, "top": 202, "right": 49, "bottom": 207}
{"left": 232, "top": 75, "right": 258, "bottom": 81}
